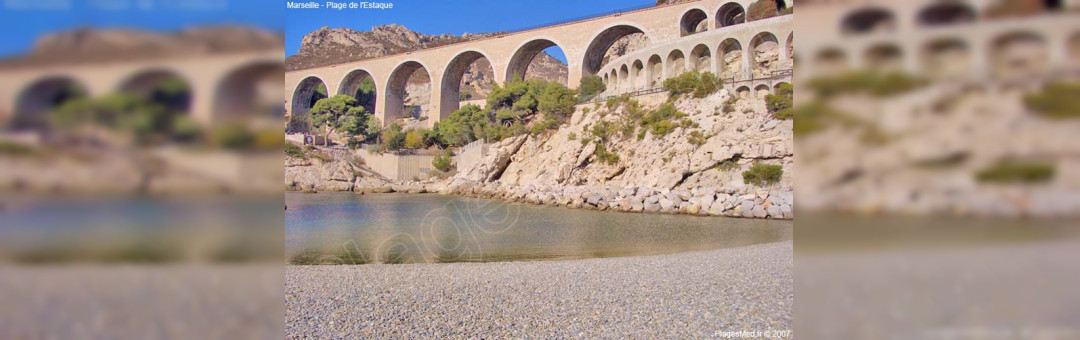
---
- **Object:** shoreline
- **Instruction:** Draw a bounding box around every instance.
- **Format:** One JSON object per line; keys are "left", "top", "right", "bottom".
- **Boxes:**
{"left": 286, "top": 182, "right": 795, "bottom": 220}
{"left": 286, "top": 240, "right": 794, "bottom": 338}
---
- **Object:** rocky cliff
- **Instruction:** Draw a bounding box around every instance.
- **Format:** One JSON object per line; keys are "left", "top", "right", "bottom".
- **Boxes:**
{"left": 285, "top": 90, "right": 794, "bottom": 219}
{"left": 443, "top": 90, "right": 793, "bottom": 217}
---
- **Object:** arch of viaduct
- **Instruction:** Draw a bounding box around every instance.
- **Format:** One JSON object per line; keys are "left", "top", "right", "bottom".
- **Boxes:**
{"left": 597, "top": 14, "right": 792, "bottom": 95}
{"left": 797, "top": 0, "right": 1080, "bottom": 80}
{"left": 0, "top": 51, "right": 285, "bottom": 125}
{"left": 284, "top": 0, "right": 794, "bottom": 127}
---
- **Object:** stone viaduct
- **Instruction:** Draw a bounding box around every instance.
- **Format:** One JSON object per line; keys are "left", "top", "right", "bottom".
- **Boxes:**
{"left": 284, "top": 0, "right": 795, "bottom": 127}
{"left": 797, "top": 0, "right": 1080, "bottom": 81}
{"left": 0, "top": 51, "right": 284, "bottom": 126}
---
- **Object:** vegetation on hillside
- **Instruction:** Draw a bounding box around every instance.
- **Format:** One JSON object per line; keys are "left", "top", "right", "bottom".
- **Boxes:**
{"left": 433, "top": 77, "right": 576, "bottom": 147}
{"left": 1023, "top": 81, "right": 1080, "bottom": 119}
{"left": 662, "top": 70, "right": 721, "bottom": 98}
{"left": 976, "top": 159, "right": 1055, "bottom": 184}
{"left": 807, "top": 71, "right": 925, "bottom": 98}
{"left": 743, "top": 162, "right": 783, "bottom": 186}
{"left": 578, "top": 75, "right": 607, "bottom": 102}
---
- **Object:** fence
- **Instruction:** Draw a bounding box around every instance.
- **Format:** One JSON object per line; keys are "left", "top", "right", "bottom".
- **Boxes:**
{"left": 453, "top": 138, "right": 487, "bottom": 171}
{"left": 584, "top": 69, "right": 794, "bottom": 104}
{"left": 356, "top": 149, "right": 437, "bottom": 181}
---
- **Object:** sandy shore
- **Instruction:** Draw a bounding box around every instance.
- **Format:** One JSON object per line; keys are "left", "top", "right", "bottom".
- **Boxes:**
{"left": 286, "top": 241, "right": 794, "bottom": 338}
{"left": 0, "top": 265, "right": 283, "bottom": 339}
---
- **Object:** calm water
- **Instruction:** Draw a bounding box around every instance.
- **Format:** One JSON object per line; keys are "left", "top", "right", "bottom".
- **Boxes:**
{"left": 285, "top": 192, "right": 793, "bottom": 264}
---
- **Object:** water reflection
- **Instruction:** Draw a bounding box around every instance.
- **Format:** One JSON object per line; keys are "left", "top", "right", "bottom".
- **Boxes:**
{"left": 285, "top": 192, "right": 793, "bottom": 264}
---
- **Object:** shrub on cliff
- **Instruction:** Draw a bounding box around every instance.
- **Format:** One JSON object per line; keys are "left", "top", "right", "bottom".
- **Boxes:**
{"left": 743, "top": 162, "right": 783, "bottom": 186}
{"left": 285, "top": 143, "right": 305, "bottom": 159}
{"left": 976, "top": 160, "right": 1055, "bottom": 184}
{"left": 638, "top": 103, "right": 687, "bottom": 138}
{"left": 662, "top": 71, "right": 721, "bottom": 98}
{"left": 807, "top": 71, "right": 925, "bottom": 98}
{"left": 1023, "top": 81, "right": 1080, "bottom": 119}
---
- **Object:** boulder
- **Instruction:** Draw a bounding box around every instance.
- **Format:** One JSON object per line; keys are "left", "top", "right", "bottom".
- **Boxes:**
{"left": 752, "top": 205, "right": 768, "bottom": 218}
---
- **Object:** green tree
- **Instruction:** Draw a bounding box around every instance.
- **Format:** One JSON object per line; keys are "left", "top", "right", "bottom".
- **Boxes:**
{"left": 538, "top": 82, "right": 576, "bottom": 121}
{"left": 404, "top": 130, "right": 426, "bottom": 149}
{"left": 766, "top": 83, "right": 794, "bottom": 120}
{"left": 578, "top": 75, "right": 606, "bottom": 101}
{"left": 432, "top": 149, "right": 454, "bottom": 172}
{"left": 309, "top": 94, "right": 366, "bottom": 147}
{"left": 383, "top": 123, "right": 406, "bottom": 151}
{"left": 365, "top": 115, "right": 383, "bottom": 143}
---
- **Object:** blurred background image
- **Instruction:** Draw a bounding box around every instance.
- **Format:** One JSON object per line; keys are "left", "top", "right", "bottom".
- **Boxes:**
{"left": 794, "top": 0, "right": 1080, "bottom": 339}
{"left": 0, "top": 0, "right": 284, "bottom": 338}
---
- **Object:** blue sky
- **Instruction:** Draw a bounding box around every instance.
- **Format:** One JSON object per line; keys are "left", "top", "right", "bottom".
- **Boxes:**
{"left": 286, "top": 0, "right": 655, "bottom": 64}
{"left": 0, "top": 0, "right": 655, "bottom": 61}
{"left": 0, "top": 0, "right": 283, "bottom": 58}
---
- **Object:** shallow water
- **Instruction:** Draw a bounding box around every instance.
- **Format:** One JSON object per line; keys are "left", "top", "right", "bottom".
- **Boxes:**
{"left": 0, "top": 195, "right": 282, "bottom": 263}
{"left": 285, "top": 192, "right": 793, "bottom": 264}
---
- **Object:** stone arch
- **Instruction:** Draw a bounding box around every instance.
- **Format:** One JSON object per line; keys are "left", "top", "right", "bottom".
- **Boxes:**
{"left": 617, "top": 64, "right": 629, "bottom": 92}
{"left": 680, "top": 8, "right": 709, "bottom": 37}
{"left": 214, "top": 60, "right": 285, "bottom": 121}
{"left": 648, "top": 54, "right": 664, "bottom": 88}
{"left": 736, "top": 85, "right": 751, "bottom": 99}
{"left": 667, "top": 49, "right": 687, "bottom": 76}
{"left": 814, "top": 48, "right": 849, "bottom": 74}
{"left": 338, "top": 68, "right": 378, "bottom": 115}
{"left": 603, "top": 73, "right": 610, "bottom": 89}
{"left": 291, "top": 76, "right": 327, "bottom": 117}
{"left": 864, "top": 43, "right": 904, "bottom": 71}
{"left": 754, "top": 84, "right": 771, "bottom": 98}
{"left": 118, "top": 68, "right": 192, "bottom": 113}
{"left": 773, "top": 81, "right": 791, "bottom": 91}
{"left": 610, "top": 69, "right": 619, "bottom": 92}
{"left": 990, "top": 31, "right": 1048, "bottom": 78}
{"left": 386, "top": 60, "right": 432, "bottom": 122}
{"left": 690, "top": 44, "right": 712, "bottom": 72}
{"left": 716, "top": 2, "right": 746, "bottom": 28}
{"left": 921, "top": 38, "right": 971, "bottom": 78}
{"left": 750, "top": 32, "right": 780, "bottom": 77}
{"left": 441, "top": 49, "right": 494, "bottom": 120}
{"left": 917, "top": 1, "right": 977, "bottom": 27}
{"left": 841, "top": 7, "right": 897, "bottom": 35}
{"left": 507, "top": 38, "right": 567, "bottom": 84}
{"left": 582, "top": 23, "right": 653, "bottom": 76}
{"left": 632, "top": 60, "right": 645, "bottom": 91}
{"left": 13, "top": 76, "right": 87, "bottom": 129}
{"left": 719, "top": 38, "right": 744, "bottom": 80}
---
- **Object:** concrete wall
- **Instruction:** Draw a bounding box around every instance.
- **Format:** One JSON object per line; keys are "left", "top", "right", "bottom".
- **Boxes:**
{"left": 356, "top": 149, "right": 436, "bottom": 181}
